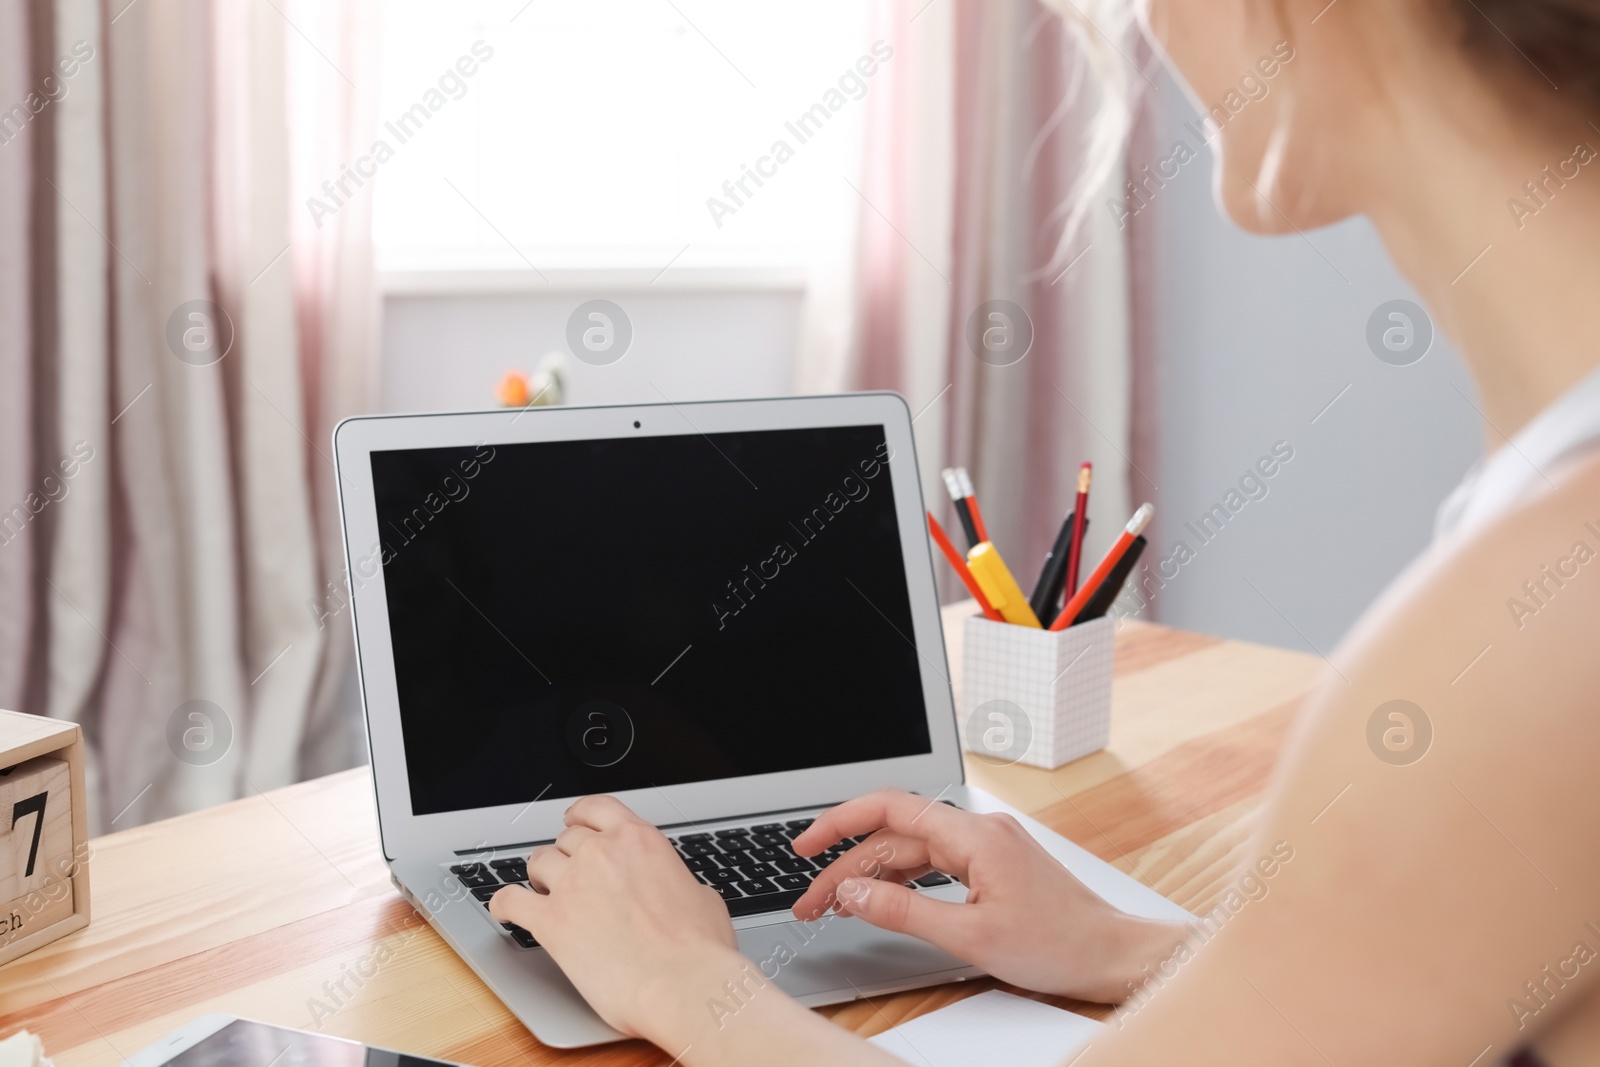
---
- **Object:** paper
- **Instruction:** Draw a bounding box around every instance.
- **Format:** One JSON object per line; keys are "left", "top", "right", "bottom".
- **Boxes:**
{"left": 0, "top": 1031, "right": 53, "bottom": 1067}
{"left": 869, "top": 989, "right": 1105, "bottom": 1067}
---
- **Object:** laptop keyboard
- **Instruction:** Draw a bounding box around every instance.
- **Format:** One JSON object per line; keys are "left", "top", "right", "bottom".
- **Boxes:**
{"left": 448, "top": 814, "right": 956, "bottom": 950}
{"left": 669, "top": 818, "right": 952, "bottom": 915}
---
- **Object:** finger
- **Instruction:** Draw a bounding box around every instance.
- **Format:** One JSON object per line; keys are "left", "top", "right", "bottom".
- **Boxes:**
{"left": 815, "top": 851, "right": 935, "bottom": 899}
{"left": 554, "top": 825, "right": 601, "bottom": 857}
{"left": 794, "top": 863, "right": 937, "bottom": 921}
{"left": 564, "top": 794, "right": 638, "bottom": 832}
{"left": 792, "top": 789, "right": 970, "bottom": 859}
{"left": 525, "top": 844, "right": 568, "bottom": 892}
{"left": 796, "top": 833, "right": 932, "bottom": 919}
{"left": 833, "top": 832, "right": 931, "bottom": 878}
{"left": 832, "top": 876, "right": 978, "bottom": 959}
{"left": 488, "top": 883, "right": 545, "bottom": 930}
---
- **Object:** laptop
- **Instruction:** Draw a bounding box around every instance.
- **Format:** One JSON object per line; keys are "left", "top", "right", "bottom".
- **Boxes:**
{"left": 332, "top": 392, "right": 1190, "bottom": 1048}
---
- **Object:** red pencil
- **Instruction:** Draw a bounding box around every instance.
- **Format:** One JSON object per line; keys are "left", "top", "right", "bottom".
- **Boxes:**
{"left": 1050, "top": 503, "right": 1153, "bottom": 631}
{"left": 927, "top": 512, "right": 1004, "bottom": 622}
{"left": 1062, "top": 463, "right": 1092, "bottom": 600}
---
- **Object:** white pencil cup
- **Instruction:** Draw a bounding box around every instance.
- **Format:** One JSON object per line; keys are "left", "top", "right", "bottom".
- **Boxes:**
{"left": 960, "top": 614, "right": 1115, "bottom": 770}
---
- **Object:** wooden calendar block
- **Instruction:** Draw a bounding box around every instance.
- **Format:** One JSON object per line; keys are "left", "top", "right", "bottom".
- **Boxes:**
{"left": 0, "top": 756, "right": 72, "bottom": 901}
{"left": 1, "top": 877, "right": 74, "bottom": 949}
{"left": 0, "top": 709, "right": 90, "bottom": 966}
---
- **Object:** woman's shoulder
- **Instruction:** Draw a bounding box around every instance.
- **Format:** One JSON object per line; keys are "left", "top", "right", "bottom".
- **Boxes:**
{"left": 1328, "top": 450, "right": 1600, "bottom": 717}
{"left": 1430, "top": 447, "right": 1600, "bottom": 618}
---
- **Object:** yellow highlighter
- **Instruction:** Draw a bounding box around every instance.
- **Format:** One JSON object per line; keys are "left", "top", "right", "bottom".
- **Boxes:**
{"left": 965, "top": 542, "right": 1043, "bottom": 628}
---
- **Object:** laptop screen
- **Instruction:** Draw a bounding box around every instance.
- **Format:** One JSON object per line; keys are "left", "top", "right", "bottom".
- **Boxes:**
{"left": 368, "top": 423, "right": 933, "bottom": 816}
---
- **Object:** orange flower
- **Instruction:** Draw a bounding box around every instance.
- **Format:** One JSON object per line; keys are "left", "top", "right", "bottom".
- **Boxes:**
{"left": 496, "top": 371, "right": 531, "bottom": 408}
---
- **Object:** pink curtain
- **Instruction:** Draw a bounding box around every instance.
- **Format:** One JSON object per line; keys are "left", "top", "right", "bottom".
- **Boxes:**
{"left": 850, "top": 0, "right": 1159, "bottom": 598}
{"left": 0, "top": 0, "right": 39, "bottom": 718}
{"left": 0, "top": 0, "right": 377, "bottom": 829}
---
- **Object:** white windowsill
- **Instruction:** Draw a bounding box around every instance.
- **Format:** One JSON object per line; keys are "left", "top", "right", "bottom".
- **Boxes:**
{"left": 381, "top": 265, "right": 811, "bottom": 295}
{"left": 377, "top": 246, "right": 814, "bottom": 295}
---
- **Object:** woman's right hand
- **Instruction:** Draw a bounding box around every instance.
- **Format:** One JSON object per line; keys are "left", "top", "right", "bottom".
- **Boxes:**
{"left": 790, "top": 789, "right": 1185, "bottom": 1004}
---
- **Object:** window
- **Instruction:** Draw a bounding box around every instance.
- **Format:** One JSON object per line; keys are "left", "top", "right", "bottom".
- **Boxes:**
{"left": 373, "top": 0, "right": 873, "bottom": 272}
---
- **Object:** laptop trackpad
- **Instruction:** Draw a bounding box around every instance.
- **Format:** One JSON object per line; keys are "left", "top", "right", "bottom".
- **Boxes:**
{"left": 735, "top": 914, "right": 974, "bottom": 999}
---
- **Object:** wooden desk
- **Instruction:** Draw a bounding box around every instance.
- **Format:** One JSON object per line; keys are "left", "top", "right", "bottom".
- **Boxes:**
{"left": 0, "top": 613, "right": 1320, "bottom": 1065}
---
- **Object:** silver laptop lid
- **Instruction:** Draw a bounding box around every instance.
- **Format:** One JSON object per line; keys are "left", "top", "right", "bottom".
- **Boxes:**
{"left": 332, "top": 393, "right": 964, "bottom": 861}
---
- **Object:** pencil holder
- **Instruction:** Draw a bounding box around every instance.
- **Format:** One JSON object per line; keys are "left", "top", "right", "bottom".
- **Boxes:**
{"left": 960, "top": 615, "right": 1115, "bottom": 770}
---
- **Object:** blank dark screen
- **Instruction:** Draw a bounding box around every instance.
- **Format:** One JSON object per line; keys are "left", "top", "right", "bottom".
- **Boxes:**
{"left": 368, "top": 423, "right": 932, "bottom": 816}
{"left": 164, "top": 1020, "right": 444, "bottom": 1067}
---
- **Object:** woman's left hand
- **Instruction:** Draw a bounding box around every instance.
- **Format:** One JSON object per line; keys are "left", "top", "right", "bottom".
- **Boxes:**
{"left": 489, "top": 795, "right": 743, "bottom": 1042}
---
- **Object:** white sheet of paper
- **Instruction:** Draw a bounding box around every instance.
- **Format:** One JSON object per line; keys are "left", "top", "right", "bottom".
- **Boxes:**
{"left": 869, "top": 990, "right": 1106, "bottom": 1067}
{"left": 0, "top": 1032, "right": 52, "bottom": 1067}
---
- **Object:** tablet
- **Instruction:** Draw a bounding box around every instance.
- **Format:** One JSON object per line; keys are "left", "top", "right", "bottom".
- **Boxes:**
{"left": 126, "top": 1016, "right": 468, "bottom": 1067}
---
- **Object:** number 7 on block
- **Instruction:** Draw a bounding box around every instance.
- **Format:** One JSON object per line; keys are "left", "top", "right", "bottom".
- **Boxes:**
{"left": 0, "top": 756, "right": 72, "bottom": 902}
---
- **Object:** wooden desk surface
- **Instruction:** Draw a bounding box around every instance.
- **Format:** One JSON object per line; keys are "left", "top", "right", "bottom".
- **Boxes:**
{"left": 0, "top": 611, "right": 1320, "bottom": 1065}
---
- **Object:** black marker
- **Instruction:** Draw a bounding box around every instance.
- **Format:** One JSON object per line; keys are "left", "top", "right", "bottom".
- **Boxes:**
{"left": 1029, "top": 511, "right": 1088, "bottom": 627}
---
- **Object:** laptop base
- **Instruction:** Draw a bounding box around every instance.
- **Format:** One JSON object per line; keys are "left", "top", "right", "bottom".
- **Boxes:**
{"left": 390, "top": 784, "right": 1191, "bottom": 1049}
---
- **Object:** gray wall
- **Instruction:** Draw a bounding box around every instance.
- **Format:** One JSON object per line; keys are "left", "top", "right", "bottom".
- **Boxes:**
{"left": 1141, "top": 74, "right": 1483, "bottom": 655}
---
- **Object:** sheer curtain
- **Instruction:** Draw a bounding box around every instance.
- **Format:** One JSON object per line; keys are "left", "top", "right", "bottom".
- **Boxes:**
{"left": 817, "top": 0, "right": 1159, "bottom": 588}
{"left": 0, "top": 0, "right": 378, "bottom": 831}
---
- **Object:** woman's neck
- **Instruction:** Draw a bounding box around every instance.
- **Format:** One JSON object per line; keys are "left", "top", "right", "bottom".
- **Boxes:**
{"left": 1364, "top": 82, "right": 1600, "bottom": 447}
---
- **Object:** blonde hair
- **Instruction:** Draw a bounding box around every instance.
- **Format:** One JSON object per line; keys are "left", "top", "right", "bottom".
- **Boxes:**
{"left": 1036, "top": 0, "right": 1147, "bottom": 271}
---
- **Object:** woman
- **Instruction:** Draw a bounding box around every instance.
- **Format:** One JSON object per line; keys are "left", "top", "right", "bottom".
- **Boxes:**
{"left": 491, "top": 1, "right": 1600, "bottom": 1062}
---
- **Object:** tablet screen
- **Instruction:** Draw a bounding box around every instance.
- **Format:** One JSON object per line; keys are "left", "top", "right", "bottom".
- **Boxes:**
{"left": 368, "top": 423, "right": 933, "bottom": 815}
{"left": 162, "top": 1020, "right": 447, "bottom": 1067}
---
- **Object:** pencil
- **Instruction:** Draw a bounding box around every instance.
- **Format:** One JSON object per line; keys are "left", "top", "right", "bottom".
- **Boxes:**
{"left": 1050, "top": 503, "right": 1154, "bottom": 631}
{"left": 941, "top": 468, "right": 981, "bottom": 549}
{"left": 928, "top": 512, "right": 1004, "bottom": 622}
{"left": 1062, "top": 463, "right": 1092, "bottom": 599}
{"left": 956, "top": 467, "right": 990, "bottom": 543}
{"left": 1075, "top": 535, "right": 1146, "bottom": 623}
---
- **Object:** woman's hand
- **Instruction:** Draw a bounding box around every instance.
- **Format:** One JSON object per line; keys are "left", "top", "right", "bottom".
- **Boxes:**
{"left": 790, "top": 789, "right": 1185, "bottom": 1004}
{"left": 489, "top": 795, "right": 744, "bottom": 1042}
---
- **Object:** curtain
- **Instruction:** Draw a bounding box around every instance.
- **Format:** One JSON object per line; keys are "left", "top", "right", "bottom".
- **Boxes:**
{"left": 0, "top": 0, "right": 378, "bottom": 831}
{"left": 833, "top": 0, "right": 1158, "bottom": 594}
{"left": 0, "top": 0, "right": 35, "bottom": 717}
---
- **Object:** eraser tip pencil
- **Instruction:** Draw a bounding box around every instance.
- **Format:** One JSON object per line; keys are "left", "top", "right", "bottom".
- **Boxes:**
{"left": 940, "top": 467, "right": 981, "bottom": 549}
{"left": 955, "top": 467, "right": 989, "bottom": 543}
{"left": 1062, "top": 462, "right": 1093, "bottom": 600}
{"left": 1050, "top": 502, "right": 1153, "bottom": 631}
